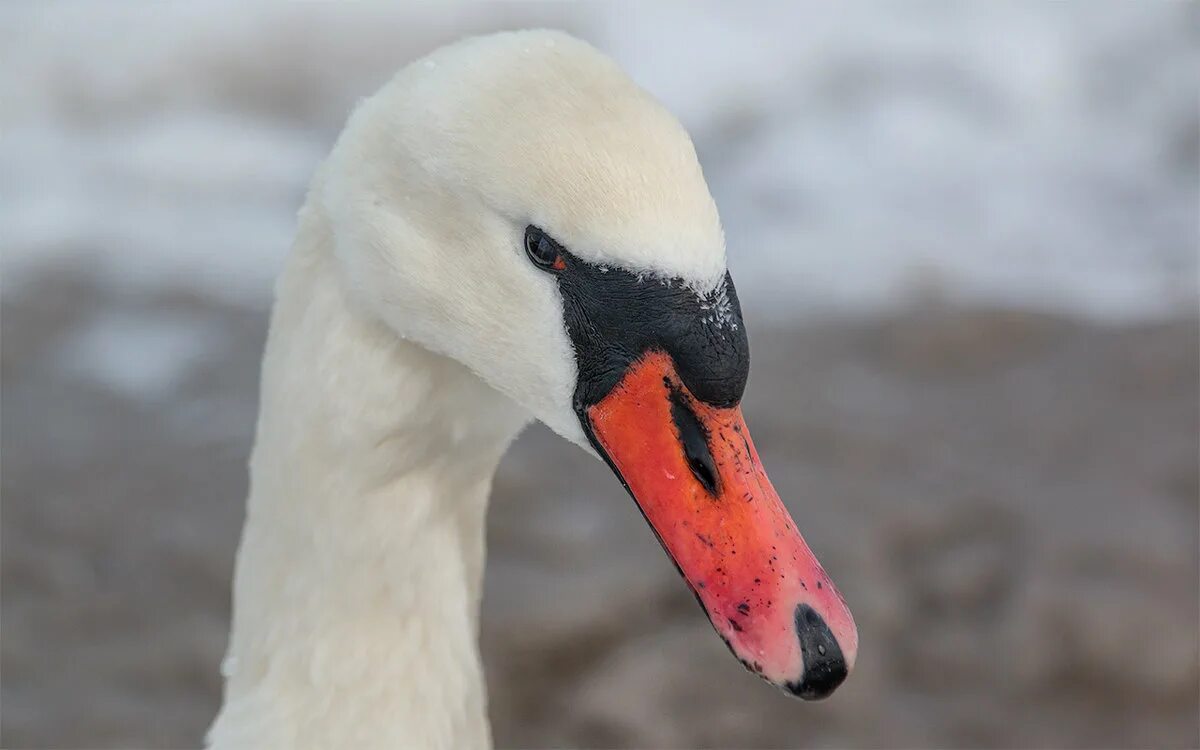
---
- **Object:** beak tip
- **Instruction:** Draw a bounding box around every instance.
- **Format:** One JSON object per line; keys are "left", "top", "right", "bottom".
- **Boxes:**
{"left": 783, "top": 674, "right": 847, "bottom": 701}
{"left": 784, "top": 604, "right": 850, "bottom": 700}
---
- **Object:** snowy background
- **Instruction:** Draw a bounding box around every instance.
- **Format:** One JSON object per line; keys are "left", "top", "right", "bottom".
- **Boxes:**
{"left": 3, "top": 3, "right": 1196, "bottom": 320}
{"left": 2, "top": 3, "right": 1197, "bottom": 748}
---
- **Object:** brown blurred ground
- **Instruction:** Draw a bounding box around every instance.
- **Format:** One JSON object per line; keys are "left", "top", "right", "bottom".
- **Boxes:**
{"left": 2, "top": 271, "right": 1197, "bottom": 748}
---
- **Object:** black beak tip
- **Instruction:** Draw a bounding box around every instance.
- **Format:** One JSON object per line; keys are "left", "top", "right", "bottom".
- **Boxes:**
{"left": 784, "top": 604, "right": 848, "bottom": 700}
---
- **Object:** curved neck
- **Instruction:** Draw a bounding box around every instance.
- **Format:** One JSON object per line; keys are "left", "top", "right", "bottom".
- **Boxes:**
{"left": 209, "top": 202, "right": 529, "bottom": 749}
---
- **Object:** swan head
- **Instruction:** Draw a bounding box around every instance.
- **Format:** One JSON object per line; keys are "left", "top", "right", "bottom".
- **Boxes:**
{"left": 319, "top": 29, "right": 857, "bottom": 700}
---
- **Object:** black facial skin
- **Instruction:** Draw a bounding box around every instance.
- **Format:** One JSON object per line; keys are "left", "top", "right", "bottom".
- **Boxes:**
{"left": 523, "top": 226, "right": 750, "bottom": 413}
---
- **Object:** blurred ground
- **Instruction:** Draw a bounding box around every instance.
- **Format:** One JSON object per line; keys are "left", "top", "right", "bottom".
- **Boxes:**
{"left": 3, "top": 273, "right": 1197, "bottom": 748}
{"left": 2, "top": 3, "right": 1198, "bottom": 749}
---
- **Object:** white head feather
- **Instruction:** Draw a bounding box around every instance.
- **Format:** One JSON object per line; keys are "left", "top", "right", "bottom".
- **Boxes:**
{"left": 317, "top": 29, "right": 727, "bottom": 446}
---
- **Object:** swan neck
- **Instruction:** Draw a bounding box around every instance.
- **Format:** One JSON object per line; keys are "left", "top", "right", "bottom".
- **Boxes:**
{"left": 209, "top": 202, "right": 528, "bottom": 749}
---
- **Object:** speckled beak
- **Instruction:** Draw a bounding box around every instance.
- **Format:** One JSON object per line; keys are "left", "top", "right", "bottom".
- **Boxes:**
{"left": 584, "top": 351, "right": 858, "bottom": 699}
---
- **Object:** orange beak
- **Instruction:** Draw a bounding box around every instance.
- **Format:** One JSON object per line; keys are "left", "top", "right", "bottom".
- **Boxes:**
{"left": 584, "top": 351, "right": 858, "bottom": 698}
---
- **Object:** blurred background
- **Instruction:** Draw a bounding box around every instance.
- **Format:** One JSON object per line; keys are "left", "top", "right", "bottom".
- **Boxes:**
{"left": 2, "top": 3, "right": 1197, "bottom": 748}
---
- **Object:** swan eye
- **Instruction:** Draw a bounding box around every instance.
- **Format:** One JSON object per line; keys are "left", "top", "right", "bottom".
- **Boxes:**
{"left": 524, "top": 225, "right": 566, "bottom": 272}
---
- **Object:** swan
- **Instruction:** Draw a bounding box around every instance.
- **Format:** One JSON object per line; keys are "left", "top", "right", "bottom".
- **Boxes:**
{"left": 208, "top": 29, "right": 858, "bottom": 749}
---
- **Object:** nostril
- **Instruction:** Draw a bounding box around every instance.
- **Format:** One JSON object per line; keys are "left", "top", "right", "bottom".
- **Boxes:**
{"left": 786, "top": 604, "right": 848, "bottom": 700}
{"left": 687, "top": 454, "right": 718, "bottom": 494}
{"left": 667, "top": 386, "right": 720, "bottom": 495}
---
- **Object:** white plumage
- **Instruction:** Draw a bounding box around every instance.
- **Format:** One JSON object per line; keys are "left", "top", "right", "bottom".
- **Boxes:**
{"left": 208, "top": 30, "right": 729, "bottom": 749}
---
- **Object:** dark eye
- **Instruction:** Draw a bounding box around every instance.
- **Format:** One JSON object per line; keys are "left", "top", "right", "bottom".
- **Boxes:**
{"left": 524, "top": 225, "right": 566, "bottom": 272}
